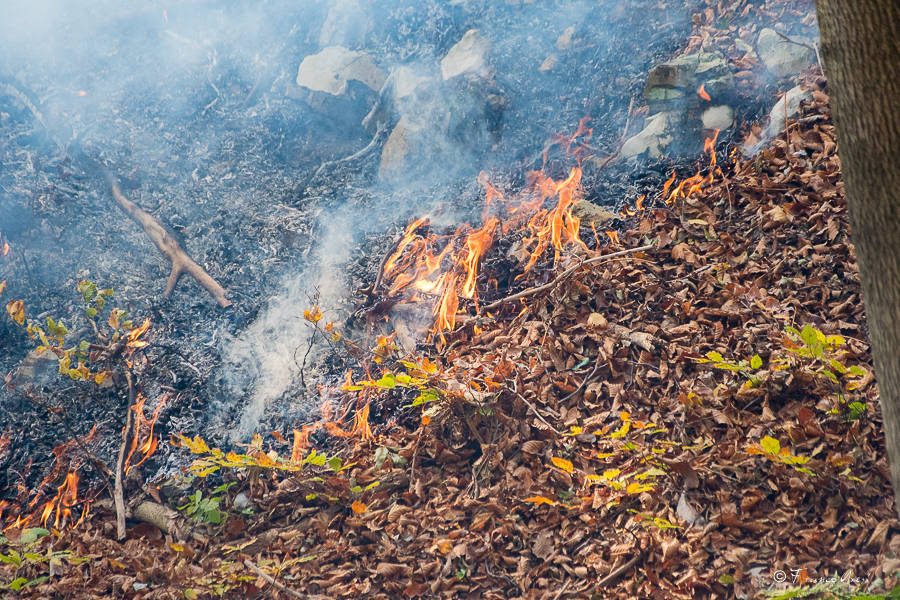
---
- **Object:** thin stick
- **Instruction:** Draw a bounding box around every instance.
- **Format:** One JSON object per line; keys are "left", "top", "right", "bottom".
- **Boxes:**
{"left": 509, "top": 386, "right": 561, "bottom": 435}
{"left": 480, "top": 244, "right": 653, "bottom": 312}
{"left": 115, "top": 371, "right": 136, "bottom": 540}
{"left": 107, "top": 174, "right": 232, "bottom": 307}
{"left": 596, "top": 554, "right": 640, "bottom": 587}
{"left": 773, "top": 30, "right": 823, "bottom": 74}
{"left": 243, "top": 559, "right": 307, "bottom": 599}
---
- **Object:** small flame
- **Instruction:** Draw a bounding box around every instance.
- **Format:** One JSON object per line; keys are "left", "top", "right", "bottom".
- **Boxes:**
{"left": 123, "top": 394, "right": 168, "bottom": 475}
{"left": 126, "top": 317, "right": 151, "bottom": 348}
{"left": 1, "top": 232, "right": 9, "bottom": 256}
{"left": 76, "top": 90, "right": 88, "bottom": 97}
{"left": 697, "top": 84, "right": 711, "bottom": 102}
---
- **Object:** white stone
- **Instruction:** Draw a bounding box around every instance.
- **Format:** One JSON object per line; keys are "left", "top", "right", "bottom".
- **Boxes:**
{"left": 441, "top": 29, "right": 491, "bottom": 80}
{"left": 620, "top": 112, "right": 674, "bottom": 159}
{"left": 756, "top": 28, "right": 815, "bottom": 78}
{"left": 296, "top": 46, "right": 386, "bottom": 96}
{"left": 763, "top": 85, "right": 812, "bottom": 139}
{"left": 701, "top": 105, "right": 734, "bottom": 131}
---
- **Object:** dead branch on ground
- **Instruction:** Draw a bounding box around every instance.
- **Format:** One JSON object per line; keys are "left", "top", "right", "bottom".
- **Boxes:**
{"left": 106, "top": 173, "right": 232, "bottom": 307}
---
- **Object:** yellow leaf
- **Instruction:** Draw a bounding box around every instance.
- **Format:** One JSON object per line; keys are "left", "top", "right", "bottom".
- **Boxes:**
{"left": 6, "top": 299, "right": 25, "bottom": 325}
{"left": 567, "top": 426, "right": 582, "bottom": 435}
{"left": 596, "top": 452, "right": 615, "bottom": 459}
{"left": 303, "top": 306, "right": 323, "bottom": 323}
{"left": 759, "top": 435, "right": 780, "bottom": 455}
{"left": 171, "top": 543, "right": 185, "bottom": 552}
{"left": 351, "top": 500, "right": 367, "bottom": 514}
{"left": 551, "top": 457, "right": 574, "bottom": 473}
{"left": 602, "top": 469, "right": 621, "bottom": 480}
{"left": 619, "top": 411, "right": 631, "bottom": 421}
{"left": 626, "top": 482, "right": 655, "bottom": 494}
{"left": 524, "top": 496, "right": 557, "bottom": 506}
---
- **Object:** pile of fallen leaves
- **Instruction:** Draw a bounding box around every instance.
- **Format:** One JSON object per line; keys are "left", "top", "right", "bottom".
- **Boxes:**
{"left": 3, "top": 67, "right": 898, "bottom": 599}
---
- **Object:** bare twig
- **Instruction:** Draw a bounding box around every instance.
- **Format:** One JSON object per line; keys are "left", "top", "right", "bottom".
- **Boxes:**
{"left": 107, "top": 174, "right": 232, "bottom": 307}
{"left": 508, "top": 385, "right": 562, "bottom": 435}
{"left": 480, "top": 244, "right": 653, "bottom": 312}
{"left": 596, "top": 554, "right": 640, "bottom": 587}
{"left": 313, "top": 123, "right": 389, "bottom": 179}
{"left": 114, "top": 371, "right": 136, "bottom": 540}
{"left": 773, "top": 30, "right": 823, "bottom": 74}
{"left": 243, "top": 559, "right": 307, "bottom": 599}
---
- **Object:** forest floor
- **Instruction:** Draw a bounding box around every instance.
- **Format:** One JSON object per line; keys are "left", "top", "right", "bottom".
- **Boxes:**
{"left": 3, "top": 70, "right": 899, "bottom": 600}
{"left": 3, "top": 2, "right": 899, "bottom": 600}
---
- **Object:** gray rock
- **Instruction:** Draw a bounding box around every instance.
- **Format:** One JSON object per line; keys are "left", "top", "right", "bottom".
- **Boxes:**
{"left": 379, "top": 116, "right": 427, "bottom": 181}
{"left": 701, "top": 105, "right": 734, "bottom": 131}
{"left": 763, "top": 85, "right": 812, "bottom": 139}
{"left": 296, "top": 46, "right": 386, "bottom": 95}
{"left": 620, "top": 112, "right": 676, "bottom": 159}
{"left": 319, "top": 0, "right": 369, "bottom": 49}
{"left": 441, "top": 29, "right": 491, "bottom": 80}
{"left": 572, "top": 200, "right": 617, "bottom": 228}
{"left": 294, "top": 46, "right": 386, "bottom": 127}
{"left": 756, "top": 28, "right": 816, "bottom": 78}
{"left": 644, "top": 50, "right": 734, "bottom": 109}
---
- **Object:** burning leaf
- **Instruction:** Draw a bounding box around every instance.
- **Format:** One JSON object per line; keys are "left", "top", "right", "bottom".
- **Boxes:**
{"left": 351, "top": 500, "right": 367, "bottom": 514}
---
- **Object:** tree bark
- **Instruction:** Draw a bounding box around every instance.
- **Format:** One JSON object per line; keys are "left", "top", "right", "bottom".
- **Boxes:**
{"left": 816, "top": 1, "right": 900, "bottom": 514}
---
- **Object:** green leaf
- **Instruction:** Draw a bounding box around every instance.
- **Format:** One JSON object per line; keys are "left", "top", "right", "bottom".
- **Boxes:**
{"left": 18, "top": 528, "right": 49, "bottom": 544}
{"left": 750, "top": 355, "right": 762, "bottom": 370}
{"left": 572, "top": 357, "right": 590, "bottom": 370}
{"left": 706, "top": 351, "right": 724, "bottom": 362}
{"left": 9, "top": 577, "right": 28, "bottom": 590}
{"left": 85, "top": 307, "right": 98, "bottom": 318}
{"left": 79, "top": 340, "right": 90, "bottom": 352}
{"left": 349, "top": 485, "right": 362, "bottom": 493}
{"left": 327, "top": 456, "right": 343, "bottom": 472}
{"left": 718, "top": 574, "right": 736, "bottom": 585}
{"left": 848, "top": 365, "right": 866, "bottom": 377}
{"left": 759, "top": 436, "right": 780, "bottom": 455}
{"left": 374, "top": 373, "right": 397, "bottom": 389}
{"left": 305, "top": 493, "right": 318, "bottom": 501}
{"left": 99, "top": 288, "right": 114, "bottom": 297}
{"left": 184, "top": 588, "right": 199, "bottom": 600}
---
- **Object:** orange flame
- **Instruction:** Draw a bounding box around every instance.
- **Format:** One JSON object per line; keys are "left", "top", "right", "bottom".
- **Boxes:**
{"left": 1, "top": 232, "right": 9, "bottom": 257}
{"left": 126, "top": 317, "right": 151, "bottom": 348}
{"left": 123, "top": 394, "right": 168, "bottom": 475}
{"left": 697, "top": 84, "right": 711, "bottom": 102}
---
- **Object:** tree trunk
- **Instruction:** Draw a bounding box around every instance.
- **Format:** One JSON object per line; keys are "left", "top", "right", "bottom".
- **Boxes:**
{"left": 815, "top": 1, "right": 900, "bottom": 514}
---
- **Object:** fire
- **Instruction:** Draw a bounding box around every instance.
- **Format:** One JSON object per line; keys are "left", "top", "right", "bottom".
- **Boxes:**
{"left": 378, "top": 122, "right": 597, "bottom": 341}
{"left": 4, "top": 426, "right": 97, "bottom": 532}
{"left": 123, "top": 394, "right": 168, "bottom": 474}
{"left": 126, "top": 317, "right": 151, "bottom": 348}
{"left": 1, "top": 231, "right": 9, "bottom": 256}
{"left": 697, "top": 84, "right": 711, "bottom": 102}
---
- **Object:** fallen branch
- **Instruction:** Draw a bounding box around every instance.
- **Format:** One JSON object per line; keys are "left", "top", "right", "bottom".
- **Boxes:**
{"left": 313, "top": 123, "right": 389, "bottom": 179}
{"left": 114, "top": 371, "right": 136, "bottom": 540}
{"left": 596, "top": 554, "right": 640, "bottom": 588}
{"left": 480, "top": 244, "right": 653, "bottom": 312}
{"left": 106, "top": 173, "right": 232, "bottom": 307}
{"left": 243, "top": 559, "right": 307, "bottom": 599}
